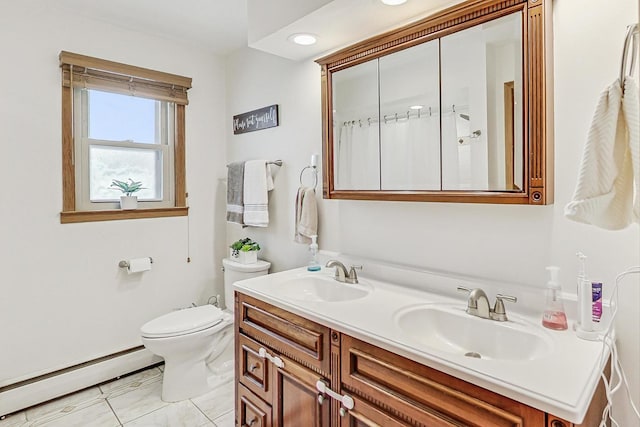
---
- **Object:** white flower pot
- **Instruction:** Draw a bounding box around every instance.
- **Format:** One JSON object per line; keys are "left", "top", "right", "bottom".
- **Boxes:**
{"left": 120, "top": 196, "right": 138, "bottom": 210}
{"left": 230, "top": 249, "right": 258, "bottom": 264}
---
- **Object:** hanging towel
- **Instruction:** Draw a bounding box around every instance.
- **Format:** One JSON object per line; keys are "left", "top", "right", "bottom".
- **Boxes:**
{"left": 226, "top": 161, "right": 245, "bottom": 225}
{"left": 294, "top": 187, "right": 318, "bottom": 244}
{"left": 622, "top": 78, "right": 639, "bottom": 222}
{"left": 243, "top": 160, "right": 274, "bottom": 227}
{"left": 564, "top": 77, "right": 638, "bottom": 229}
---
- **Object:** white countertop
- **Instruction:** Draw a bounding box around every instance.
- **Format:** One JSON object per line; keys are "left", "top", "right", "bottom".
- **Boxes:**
{"left": 233, "top": 266, "right": 609, "bottom": 423}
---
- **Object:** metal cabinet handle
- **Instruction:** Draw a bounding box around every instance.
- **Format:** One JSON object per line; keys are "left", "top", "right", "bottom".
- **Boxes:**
{"left": 258, "top": 347, "right": 284, "bottom": 369}
{"left": 247, "top": 416, "right": 258, "bottom": 426}
{"left": 316, "top": 380, "right": 355, "bottom": 411}
{"left": 248, "top": 363, "right": 259, "bottom": 372}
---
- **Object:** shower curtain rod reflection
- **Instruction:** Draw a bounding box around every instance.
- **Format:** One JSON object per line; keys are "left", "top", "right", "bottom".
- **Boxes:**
{"left": 339, "top": 109, "right": 431, "bottom": 127}
{"left": 225, "top": 160, "right": 283, "bottom": 167}
{"left": 337, "top": 104, "right": 469, "bottom": 127}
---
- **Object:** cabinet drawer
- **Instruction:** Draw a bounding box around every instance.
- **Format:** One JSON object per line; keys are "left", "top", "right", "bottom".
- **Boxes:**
{"left": 341, "top": 335, "right": 544, "bottom": 427}
{"left": 238, "top": 383, "right": 272, "bottom": 427}
{"left": 237, "top": 292, "right": 331, "bottom": 376}
{"left": 238, "top": 333, "right": 271, "bottom": 402}
{"left": 341, "top": 394, "right": 414, "bottom": 427}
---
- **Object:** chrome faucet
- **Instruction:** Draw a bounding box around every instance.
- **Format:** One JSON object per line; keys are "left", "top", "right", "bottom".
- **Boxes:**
{"left": 325, "top": 260, "right": 361, "bottom": 284}
{"left": 457, "top": 287, "right": 517, "bottom": 321}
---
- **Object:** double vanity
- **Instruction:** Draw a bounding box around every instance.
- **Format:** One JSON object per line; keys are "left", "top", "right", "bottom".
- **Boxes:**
{"left": 233, "top": 263, "right": 609, "bottom": 427}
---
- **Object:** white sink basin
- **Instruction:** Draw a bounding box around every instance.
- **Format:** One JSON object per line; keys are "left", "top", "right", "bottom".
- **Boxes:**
{"left": 275, "top": 275, "right": 372, "bottom": 303}
{"left": 394, "top": 304, "right": 553, "bottom": 361}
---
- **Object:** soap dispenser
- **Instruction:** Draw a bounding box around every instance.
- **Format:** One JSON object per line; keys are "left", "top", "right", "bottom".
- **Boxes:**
{"left": 307, "top": 235, "right": 321, "bottom": 272}
{"left": 542, "top": 266, "right": 568, "bottom": 330}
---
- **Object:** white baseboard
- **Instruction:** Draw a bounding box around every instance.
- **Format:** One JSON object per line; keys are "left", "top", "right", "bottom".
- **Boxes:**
{"left": 0, "top": 347, "right": 162, "bottom": 417}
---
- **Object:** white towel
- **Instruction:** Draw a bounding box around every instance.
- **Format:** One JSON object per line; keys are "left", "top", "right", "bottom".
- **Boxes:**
{"left": 564, "top": 77, "right": 639, "bottom": 229}
{"left": 294, "top": 187, "right": 317, "bottom": 244}
{"left": 622, "top": 78, "right": 640, "bottom": 222}
{"left": 243, "top": 160, "right": 274, "bottom": 227}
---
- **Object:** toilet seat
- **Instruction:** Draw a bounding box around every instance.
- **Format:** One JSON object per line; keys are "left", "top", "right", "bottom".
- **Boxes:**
{"left": 141, "top": 305, "right": 224, "bottom": 338}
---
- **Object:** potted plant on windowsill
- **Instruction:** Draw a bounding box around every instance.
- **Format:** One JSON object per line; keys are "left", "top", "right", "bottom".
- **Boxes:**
{"left": 229, "top": 238, "right": 261, "bottom": 264}
{"left": 110, "top": 178, "right": 144, "bottom": 210}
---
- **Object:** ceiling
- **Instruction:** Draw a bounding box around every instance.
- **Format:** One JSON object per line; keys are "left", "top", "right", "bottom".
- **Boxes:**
{"left": 51, "top": 0, "right": 465, "bottom": 60}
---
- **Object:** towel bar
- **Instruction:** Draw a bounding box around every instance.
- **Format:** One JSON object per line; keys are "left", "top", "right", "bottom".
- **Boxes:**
{"left": 225, "top": 160, "right": 282, "bottom": 167}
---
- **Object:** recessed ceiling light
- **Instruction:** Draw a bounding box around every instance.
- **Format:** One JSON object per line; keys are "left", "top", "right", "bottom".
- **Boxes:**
{"left": 381, "top": 0, "right": 407, "bottom": 5}
{"left": 409, "top": 105, "right": 424, "bottom": 110}
{"left": 288, "top": 33, "right": 317, "bottom": 46}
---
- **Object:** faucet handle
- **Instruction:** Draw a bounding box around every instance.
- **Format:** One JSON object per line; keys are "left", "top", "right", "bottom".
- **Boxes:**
{"left": 457, "top": 286, "right": 471, "bottom": 294}
{"left": 492, "top": 294, "right": 517, "bottom": 321}
{"left": 347, "top": 265, "right": 362, "bottom": 284}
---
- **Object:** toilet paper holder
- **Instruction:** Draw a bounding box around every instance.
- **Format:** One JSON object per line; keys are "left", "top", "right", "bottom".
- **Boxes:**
{"left": 118, "top": 257, "right": 153, "bottom": 269}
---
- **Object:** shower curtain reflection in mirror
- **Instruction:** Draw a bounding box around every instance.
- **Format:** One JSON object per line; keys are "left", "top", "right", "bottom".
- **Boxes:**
{"left": 380, "top": 113, "right": 440, "bottom": 190}
{"left": 334, "top": 120, "right": 380, "bottom": 190}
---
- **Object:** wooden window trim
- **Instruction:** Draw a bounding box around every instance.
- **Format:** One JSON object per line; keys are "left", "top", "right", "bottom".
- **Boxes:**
{"left": 60, "top": 207, "right": 189, "bottom": 224}
{"left": 60, "top": 52, "right": 191, "bottom": 223}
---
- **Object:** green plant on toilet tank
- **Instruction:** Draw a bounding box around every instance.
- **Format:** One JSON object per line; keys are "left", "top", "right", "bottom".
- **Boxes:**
{"left": 110, "top": 178, "right": 145, "bottom": 209}
{"left": 230, "top": 238, "right": 261, "bottom": 256}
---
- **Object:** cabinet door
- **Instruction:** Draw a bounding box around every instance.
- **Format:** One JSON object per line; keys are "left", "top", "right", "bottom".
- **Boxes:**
{"left": 237, "top": 334, "right": 272, "bottom": 402}
{"left": 273, "top": 356, "right": 330, "bottom": 427}
{"left": 238, "top": 383, "right": 272, "bottom": 427}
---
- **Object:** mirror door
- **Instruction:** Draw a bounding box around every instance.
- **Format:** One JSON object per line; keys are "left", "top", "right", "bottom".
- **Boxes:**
{"left": 440, "top": 12, "right": 523, "bottom": 192}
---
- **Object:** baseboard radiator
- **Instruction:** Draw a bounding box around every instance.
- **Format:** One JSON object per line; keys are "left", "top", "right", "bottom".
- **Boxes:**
{"left": 0, "top": 346, "right": 161, "bottom": 417}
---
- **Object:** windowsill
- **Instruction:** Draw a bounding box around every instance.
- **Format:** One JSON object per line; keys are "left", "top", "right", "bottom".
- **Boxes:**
{"left": 60, "top": 207, "right": 188, "bottom": 224}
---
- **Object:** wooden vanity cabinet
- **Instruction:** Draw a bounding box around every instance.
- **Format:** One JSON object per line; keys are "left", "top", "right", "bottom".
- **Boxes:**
{"left": 235, "top": 292, "right": 606, "bottom": 427}
{"left": 235, "top": 293, "right": 333, "bottom": 427}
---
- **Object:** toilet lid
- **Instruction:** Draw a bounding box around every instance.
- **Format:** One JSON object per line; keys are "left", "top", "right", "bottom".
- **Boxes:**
{"left": 141, "top": 305, "right": 224, "bottom": 338}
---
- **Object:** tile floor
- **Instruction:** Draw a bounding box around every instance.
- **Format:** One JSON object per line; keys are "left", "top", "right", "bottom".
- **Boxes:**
{"left": 0, "top": 365, "right": 235, "bottom": 427}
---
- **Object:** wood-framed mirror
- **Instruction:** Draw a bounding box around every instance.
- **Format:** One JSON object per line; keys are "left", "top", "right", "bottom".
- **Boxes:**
{"left": 316, "top": 0, "right": 553, "bottom": 204}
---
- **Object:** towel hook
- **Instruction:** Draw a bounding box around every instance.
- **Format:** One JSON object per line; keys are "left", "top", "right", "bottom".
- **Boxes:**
{"left": 299, "top": 166, "right": 318, "bottom": 189}
{"left": 619, "top": 23, "right": 639, "bottom": 90}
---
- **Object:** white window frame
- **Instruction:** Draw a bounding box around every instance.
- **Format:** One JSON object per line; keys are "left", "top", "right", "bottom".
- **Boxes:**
{"left": 73, "top": 88, "right": 175, "bottom": 211}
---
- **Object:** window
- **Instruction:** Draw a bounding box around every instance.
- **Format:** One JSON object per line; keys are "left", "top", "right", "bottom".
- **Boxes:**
{"left": 76, "top": 89, "right": 174, "bottom": 210}
{"left": 59, "top": 51, "right": 191, "bottom": 223}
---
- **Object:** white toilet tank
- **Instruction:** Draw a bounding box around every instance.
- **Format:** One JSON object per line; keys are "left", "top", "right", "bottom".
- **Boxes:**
{"left": 222, "top": 258, "right": 270, "bottom": 311}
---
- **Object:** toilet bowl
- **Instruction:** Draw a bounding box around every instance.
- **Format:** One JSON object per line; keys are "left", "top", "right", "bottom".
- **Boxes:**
{"left": 140, "top": 258, "right": 270, "bottom": 402}
{"left": 141, "top": 306, "right": 233, "bottom": 402}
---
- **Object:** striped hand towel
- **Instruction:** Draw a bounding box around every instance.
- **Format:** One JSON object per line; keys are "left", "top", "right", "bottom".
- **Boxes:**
{"left": 243, "top": 160, "right": 273, "bottom": 227}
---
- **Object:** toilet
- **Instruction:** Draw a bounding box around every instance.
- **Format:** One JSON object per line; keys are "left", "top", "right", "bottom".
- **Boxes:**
{"left": 140, "top": 258, "right": 270, "bottom": 402}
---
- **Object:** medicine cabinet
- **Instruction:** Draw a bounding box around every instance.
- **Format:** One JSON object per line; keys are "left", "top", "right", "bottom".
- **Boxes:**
{"left": 316, "top": 0, "right": 553, "bottom": 204}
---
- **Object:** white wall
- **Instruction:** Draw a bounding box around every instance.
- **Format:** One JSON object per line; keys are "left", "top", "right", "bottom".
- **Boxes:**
{"left": 0, "top": 1, "right": 228, "bottom": 387}
{"left": 226, "top": 0, "right": 640, "bottom": 424}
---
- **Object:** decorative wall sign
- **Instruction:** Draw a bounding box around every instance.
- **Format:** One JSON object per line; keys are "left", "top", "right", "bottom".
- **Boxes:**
{"left": 233, "top": 104, "right": 279, "bottom": 135}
